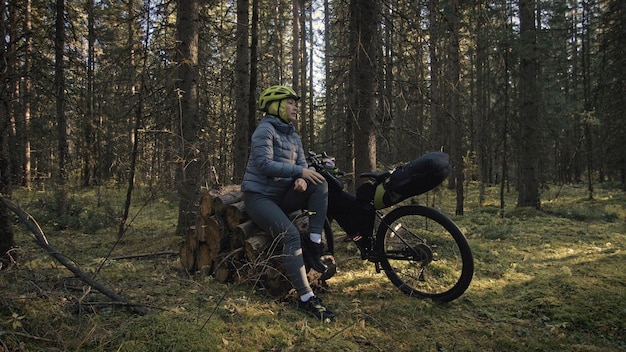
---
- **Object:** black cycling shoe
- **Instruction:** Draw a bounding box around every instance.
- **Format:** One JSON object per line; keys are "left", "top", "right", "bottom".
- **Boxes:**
{"left": 298, "top": 296, "right": 336, "bottom": 321}
{"left": 302, "top": 236, "right": 328, "bottom": 274}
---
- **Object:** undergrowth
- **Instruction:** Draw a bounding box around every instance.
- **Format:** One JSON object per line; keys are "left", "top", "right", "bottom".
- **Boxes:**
{"left": 1, "top": 182, "right": 624, "bottom": 351}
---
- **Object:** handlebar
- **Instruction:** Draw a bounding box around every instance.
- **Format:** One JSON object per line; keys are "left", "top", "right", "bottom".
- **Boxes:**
{"left": 307, "top": 151, "right": 338, "bottom": 173}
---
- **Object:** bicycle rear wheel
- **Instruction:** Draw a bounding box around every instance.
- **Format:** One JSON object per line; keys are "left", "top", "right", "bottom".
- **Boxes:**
{"left": 375, "top": 205, "right": 473, "bottom": 302}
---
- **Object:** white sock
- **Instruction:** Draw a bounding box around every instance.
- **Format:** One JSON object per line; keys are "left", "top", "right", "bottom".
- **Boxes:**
{"left": 310, "top": 233, "right": 322, "bottom": 244}
{"left": 300, "top": 292, "right": 314, "bottom": 302}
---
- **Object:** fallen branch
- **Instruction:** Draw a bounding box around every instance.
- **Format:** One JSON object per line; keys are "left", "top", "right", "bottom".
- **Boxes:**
{"left": 0, "top": 330, "right": 57, "bottom": 343}
{"left": 110, "top": 251, "right": 179, "bottom": 261}
{"left": 1, "top": 197, "right": 148, "bottom": 315}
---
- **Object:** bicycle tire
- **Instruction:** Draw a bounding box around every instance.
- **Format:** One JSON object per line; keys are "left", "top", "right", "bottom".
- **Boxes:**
{"left": 375, "top": 205, "right": 473, "bottom": 302}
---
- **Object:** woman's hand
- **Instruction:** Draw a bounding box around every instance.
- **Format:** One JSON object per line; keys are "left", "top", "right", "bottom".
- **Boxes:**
{"left": 301, "top": 168, "right": 325, "bottom": 185}
{"left": 295, "top": 168, "right": 325, "bottom": 191}
{"left": 293, "top": 178, "right": 308, "bottom": 192}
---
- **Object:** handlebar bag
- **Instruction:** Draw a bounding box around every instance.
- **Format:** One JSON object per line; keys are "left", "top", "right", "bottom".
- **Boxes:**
{"left": 373, "top": 152, "right": 450, "bottom": 209}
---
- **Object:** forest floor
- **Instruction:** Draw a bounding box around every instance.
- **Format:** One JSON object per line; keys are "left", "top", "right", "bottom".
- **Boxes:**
{"left": 1, "top": 182, "right": 625, "bottom": 351}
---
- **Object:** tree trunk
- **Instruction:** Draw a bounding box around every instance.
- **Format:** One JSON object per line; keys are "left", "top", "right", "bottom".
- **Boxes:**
{"left": 447, "top": 0, "right": 464, "bottom": 216}
{"left": 248, "top": 0, "right": 259, "bottom": 143}
{"left": 119, "top": 0, "right": 142, "bottom": 238}
{"left": 22, "top": 0, "right": 32, "bottom": 190}
{"left": 517, "top": 0, "right": 541, "bottom": 209}
{"left": 82, "top": 0, "right": 96, "bottom": 187}
{"left": 349, "top": 0, "right": 380, "bottom": 188}
{"left": 380, "top": 2, "right": 394, "bottom": 165}
{"left": 307, "top": 6, "right": 314, "bottom": 150}
{"left": 580, "top": 1, "right": 594, "bottom": 200}
{"left": 292, "top": 0, "right": 300, "bottom": 95}
{"left": 475, "top": 1, "right": 488, "bottom": 206}
{"left": 428, "top": 0, "right": 444, "bottom": 151}
{"left": 55, "top": 0, "right": 69, "bottom": 223}
{"left": 233, "top": 0, "right": 250, "bottom": 185}
{"left": 500, "top": 44, "right": 511, "bottom": 217}
{"left": 175, "top": 0, "right": 202, "bottom": 235}
{"left": 0, "top": 0, "right": 15, "bottom": 266}
{"left": 6, "top": 3, "right": 19, "bottom": 188}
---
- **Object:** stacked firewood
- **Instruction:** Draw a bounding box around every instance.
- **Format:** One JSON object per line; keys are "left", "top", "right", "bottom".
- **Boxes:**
{"left": 179, "top": 185, "right": 334, "bottom": 297}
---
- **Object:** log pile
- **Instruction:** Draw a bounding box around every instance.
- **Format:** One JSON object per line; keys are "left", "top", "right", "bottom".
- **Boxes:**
{"left": 179, "top": 185, "right": 335, "bottom": 297}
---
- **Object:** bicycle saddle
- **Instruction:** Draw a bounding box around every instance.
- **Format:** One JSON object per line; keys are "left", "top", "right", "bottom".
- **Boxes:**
{"left": 360, "top": 170, "right": 392, "bottom": 183}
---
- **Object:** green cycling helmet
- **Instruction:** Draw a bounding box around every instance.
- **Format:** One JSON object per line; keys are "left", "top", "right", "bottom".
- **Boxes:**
{"left": 257, "top": 85, "right": 300, "bottom": 112}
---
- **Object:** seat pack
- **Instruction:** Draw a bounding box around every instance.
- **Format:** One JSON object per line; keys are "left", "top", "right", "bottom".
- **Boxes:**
{"left": 359, "top": 152, "right": 450, "bottom": 209}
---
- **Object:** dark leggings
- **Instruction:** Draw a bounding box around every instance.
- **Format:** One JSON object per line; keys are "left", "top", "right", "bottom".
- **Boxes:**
{"left": 243, "top": 180, "right": 328, "bottom": 297}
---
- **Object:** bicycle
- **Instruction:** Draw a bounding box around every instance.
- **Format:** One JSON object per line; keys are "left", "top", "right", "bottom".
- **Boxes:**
{"left": 307, "top": 151, "right": 474, "bottom": 303}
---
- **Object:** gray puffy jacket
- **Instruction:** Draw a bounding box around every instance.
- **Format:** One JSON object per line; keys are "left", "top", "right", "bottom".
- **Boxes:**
{"left": 241, "top": 115, "right": 307, "bottom": 198}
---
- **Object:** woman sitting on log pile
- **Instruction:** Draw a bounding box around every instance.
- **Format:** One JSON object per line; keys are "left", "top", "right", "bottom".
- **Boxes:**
{"left": 241, "top": 85, "right": 335, "bottom": 321}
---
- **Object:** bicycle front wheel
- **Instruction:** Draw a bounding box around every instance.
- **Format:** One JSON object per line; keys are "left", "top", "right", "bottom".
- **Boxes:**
{"left": 375, "top": 205, "right": 473, "bottom": 302}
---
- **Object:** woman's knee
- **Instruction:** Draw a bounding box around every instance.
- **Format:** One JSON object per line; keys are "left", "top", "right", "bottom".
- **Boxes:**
{"left": 318, "top": 179, "right": 328, "bottom": 193}
{"left": 281, "top": 227, "right": 302, "bottom": 252}
{"left": 309, "top": 179, "right": 328, "bottom": 195}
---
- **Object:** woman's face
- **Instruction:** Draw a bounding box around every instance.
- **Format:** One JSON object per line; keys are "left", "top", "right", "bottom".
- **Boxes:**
{"left": 283, "top": 98, "right": 298, "bottom": 123}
